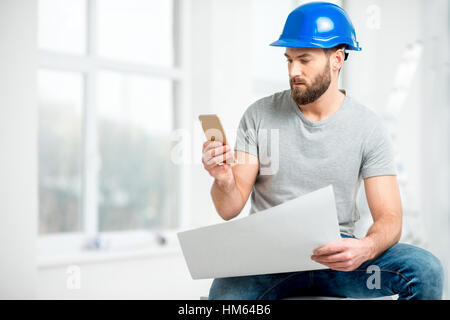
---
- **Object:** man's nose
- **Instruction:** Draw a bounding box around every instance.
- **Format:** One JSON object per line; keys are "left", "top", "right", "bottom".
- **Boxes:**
{"left": 288, "top": 60, "right": 304, "bottom": 78}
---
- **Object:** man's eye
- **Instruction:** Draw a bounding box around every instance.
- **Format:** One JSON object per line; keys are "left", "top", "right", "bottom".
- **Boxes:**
{"left": 286, "top": 59, "right": 310, "bottom": 63}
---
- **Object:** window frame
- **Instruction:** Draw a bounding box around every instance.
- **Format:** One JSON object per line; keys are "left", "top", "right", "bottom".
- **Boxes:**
{"left": 37, "top": 0, "right": 189, "bottom": 258}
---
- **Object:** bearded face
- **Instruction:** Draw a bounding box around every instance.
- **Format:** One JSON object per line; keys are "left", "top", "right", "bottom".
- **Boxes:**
{"left": 290, "top": 59, "right": 331, "bottom": 105}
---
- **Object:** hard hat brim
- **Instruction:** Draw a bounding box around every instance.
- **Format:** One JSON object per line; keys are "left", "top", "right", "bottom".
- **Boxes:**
{"left": 270, "top": 38, "right": 361, "bottom": 51}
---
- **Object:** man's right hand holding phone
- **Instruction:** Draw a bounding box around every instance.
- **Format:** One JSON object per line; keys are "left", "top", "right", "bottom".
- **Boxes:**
{"left": 202, "top": 140, "right": 259, "bottom": 221}
{"left": 201, "top": 141, "right": 236, "bottom": 184}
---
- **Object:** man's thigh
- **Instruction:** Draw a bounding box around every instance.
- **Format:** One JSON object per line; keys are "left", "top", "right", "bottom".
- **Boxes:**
{"left": 209, "top": 271, "right": 312, "bottom": 300}
{"left": 311, "top": 242, "right": 444, "bottom": 300}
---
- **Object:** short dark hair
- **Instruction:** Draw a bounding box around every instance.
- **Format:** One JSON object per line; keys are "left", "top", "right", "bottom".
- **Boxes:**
{"left": 322, "top": 44, "right": 348, "bottom": 60}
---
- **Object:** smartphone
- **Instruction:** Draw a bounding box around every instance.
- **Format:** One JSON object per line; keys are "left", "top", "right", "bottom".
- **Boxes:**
{"left": 198, "top": 114, "right": 236, "bottom": 165}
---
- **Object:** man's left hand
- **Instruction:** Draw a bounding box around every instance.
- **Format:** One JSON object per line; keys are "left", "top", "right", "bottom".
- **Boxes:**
{"left": 311, "top": 238, "right": 375, "bottom": 272}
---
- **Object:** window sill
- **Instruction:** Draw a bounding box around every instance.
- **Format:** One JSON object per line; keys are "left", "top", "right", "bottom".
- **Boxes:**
{"left": 37, "top": 231, "right": 183, "bottom": 269}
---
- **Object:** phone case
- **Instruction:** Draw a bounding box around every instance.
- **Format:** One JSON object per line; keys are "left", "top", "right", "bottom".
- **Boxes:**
{"left": 198, "top": 114, "right": 236, "bottom": 165}
{"left": 198, "top": 114, "right": 228, "bottom": 145}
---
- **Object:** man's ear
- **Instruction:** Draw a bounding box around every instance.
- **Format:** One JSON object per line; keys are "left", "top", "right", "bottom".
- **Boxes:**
{"left": 333, "top": 49, "right": 345, "bottom": 71}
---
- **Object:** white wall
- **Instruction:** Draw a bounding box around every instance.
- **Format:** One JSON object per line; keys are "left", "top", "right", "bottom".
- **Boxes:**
{"left": 345, "top": 0, "right": 450, "bottom": 297}
{"left": 188, "top": 0, "right": 254, "bottom": 228}
{"left": 419, "top": 0, "right": 450, "bottom": 298}
{"left": 0, "top": 0, "right": 38, "bottom": 299}
{"left": 345, "top": 0, "right": 425, "bottom": 242}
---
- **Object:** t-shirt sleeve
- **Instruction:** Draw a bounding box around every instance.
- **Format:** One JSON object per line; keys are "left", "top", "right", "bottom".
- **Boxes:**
{"left": 234, "top": 106, "right": 259, "bottom": 157}
{"left": 360, "top": 121, "right": 397, "bottom": 179}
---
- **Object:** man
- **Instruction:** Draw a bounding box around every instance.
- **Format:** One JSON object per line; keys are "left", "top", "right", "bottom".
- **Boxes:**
{"left": 202, "top": 2, "right": 444, "bottom": 300}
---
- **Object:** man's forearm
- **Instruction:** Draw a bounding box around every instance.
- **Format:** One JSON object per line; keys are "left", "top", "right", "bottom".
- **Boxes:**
{"left": 211, "top": 176, "right": 245, "bottom": 221}
{"left": 361, "top": 214, "right": 402, "bottom": 260}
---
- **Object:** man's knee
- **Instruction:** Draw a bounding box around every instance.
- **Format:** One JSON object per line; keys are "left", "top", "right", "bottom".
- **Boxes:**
{"left": 396, "top": 244, "right": 445, "bottom": 299}
{"left": 208, "top": 277, "right": 259, "bottom": 300}
{"left": 412, "top": 248, "right": 444, "bottom": 299}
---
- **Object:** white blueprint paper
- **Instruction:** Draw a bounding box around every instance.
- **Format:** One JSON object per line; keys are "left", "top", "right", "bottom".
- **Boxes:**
{"left": 177, "top": 185, "right": 341, "bottom": 279}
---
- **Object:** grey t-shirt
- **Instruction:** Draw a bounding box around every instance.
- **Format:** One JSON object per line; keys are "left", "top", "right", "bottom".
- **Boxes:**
{"left": 234, "top": 89, "right": 397, "bottom": 236}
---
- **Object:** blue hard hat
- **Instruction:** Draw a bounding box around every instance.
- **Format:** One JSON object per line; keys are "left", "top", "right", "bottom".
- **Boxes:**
{"left": 270, "top": 2, "right": 361, "bottom": 52}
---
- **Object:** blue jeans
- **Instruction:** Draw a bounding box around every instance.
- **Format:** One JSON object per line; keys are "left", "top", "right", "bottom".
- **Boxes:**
{"left": 209, "top": 235, "right": 444, "bottom": 300}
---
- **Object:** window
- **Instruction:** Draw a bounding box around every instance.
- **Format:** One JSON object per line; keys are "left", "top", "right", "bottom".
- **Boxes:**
{"left": 38, "top": 0, "right": 87, "bottom": 55}
{"left": 38, "top": 70, "right": 84, "bottom": 234}
{"left": 38, "top": 0, "right": 182, "bottom": 251}
{"left": 96, "top": 71, "right": 175, "bottom": 232}
{"left": 96, "top": 0, "right": 174, "bottom": 66}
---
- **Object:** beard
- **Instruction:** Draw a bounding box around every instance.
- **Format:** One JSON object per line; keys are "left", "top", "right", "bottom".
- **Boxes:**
{"left": 290, "top": 61, "right": 331, "bottom": 105}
